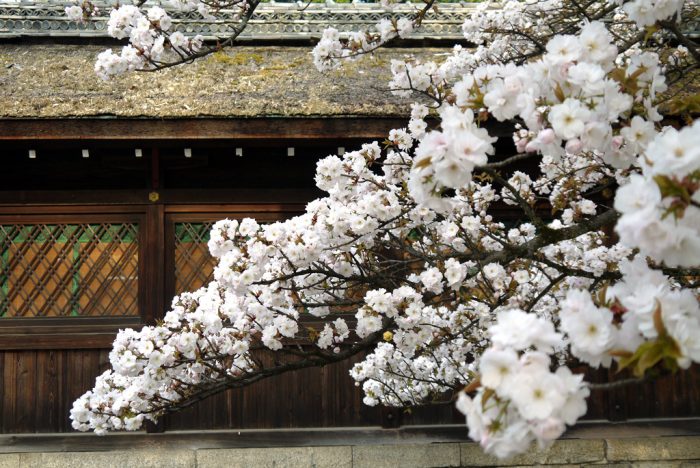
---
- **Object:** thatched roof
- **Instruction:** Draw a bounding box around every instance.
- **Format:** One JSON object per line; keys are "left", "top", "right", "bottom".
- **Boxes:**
{"left": 0, "top": 44, "right": 450, "bottom": 119}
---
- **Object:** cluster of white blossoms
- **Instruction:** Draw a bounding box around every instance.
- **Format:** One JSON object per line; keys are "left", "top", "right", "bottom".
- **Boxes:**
{"left": 408, "top": 105, "right": 497, "bottom": 209}
{"left": 404, "top": 18, "right": 669, "bottom": 209}
{"left": 606, "top": 258, "right": 700, "bottom": 369}
{"left": 92, "top": 3, "right": 206, "bottom": 80}
{"left": 66, "top": 0, "right": 250, "bottom": 79}
{"left": 613, "top": 0, "right": 685, "bottom": 27}
{"left": 69, "top": 0, "right": 698, "bottom": 461}
{"left": 312, "top": 3, "right": 434, "bottom": 72}
{"left": 312, "top": 17, "right": 415, "bottom": 72}
{"left": 459, "top": 251, "right": 700, "bottom": 458}
{"left": 457, "top": 310, "right": 589, "bottom": 459}
{"left": 561, "top": 257, "right": 700, "bottom": 371}
{"left": 615, "top": 120, "right": 700, "bottom": 267}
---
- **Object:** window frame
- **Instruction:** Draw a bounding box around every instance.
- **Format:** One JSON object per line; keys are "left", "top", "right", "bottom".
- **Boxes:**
{"left": 163, "top": 204, "right": 304, "bottom": 304}
{"left": 0, "top": 203, "right": 305, "bottom": 350}
{"left": 0, "top": 206, "right": 148, "bottom": 349}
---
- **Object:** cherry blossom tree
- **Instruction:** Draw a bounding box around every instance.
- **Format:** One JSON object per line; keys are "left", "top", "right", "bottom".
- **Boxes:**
{"left": 66, "top": 0, "right": 700, "bottom": 459}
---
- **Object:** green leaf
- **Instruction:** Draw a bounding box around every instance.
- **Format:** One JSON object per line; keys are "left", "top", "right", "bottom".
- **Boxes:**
{"left": 481, "top": 387, "right": 495, "bottom": 411}
{"left": 617, "top": 332, "right": 684, "bottom": 378}
{"left": 609, "top": 68, "right": 627, "bottom": 86}
{"left": 413, "top": 157, "right": 432, "bottom": 169}
{"left": 643, "top": 25, "right": 660, "bottom": 43}
{"left": 634, "top": 341, "right": 665, "bottom": 378}
{"left": 653, "top": 175, "right": 691, "bottom": 203}
{"left": 306, "top": 326, "right": 319, "bottom": 342}
{"left": 659, "top": 333, "right": 683, "bottom": 360}
{"left": 617, "top": 340, "right": 655, "bottom": 373}
{"left": 407, "top": 228, "right": 422, "bottom": 241}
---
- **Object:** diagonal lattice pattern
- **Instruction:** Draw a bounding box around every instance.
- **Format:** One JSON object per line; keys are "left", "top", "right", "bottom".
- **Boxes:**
{"left": 174, "top": 222, "right": 216, "bottom": 295}
{"left": 0, "top": 223, "right": 139, "bottom": 318}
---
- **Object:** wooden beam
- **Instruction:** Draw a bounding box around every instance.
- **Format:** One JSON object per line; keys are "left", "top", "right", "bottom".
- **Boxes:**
{"left": 0, "top": 333, "right": 118, "bottom": 350}
{"left": 0, "top": 189, "right": 319, "bottom": 206}
{"left": 0, "top": 118, "right": 407, "bottom": 141}
{"left": 0, "top": 317, "right": 143, "bottom": 350}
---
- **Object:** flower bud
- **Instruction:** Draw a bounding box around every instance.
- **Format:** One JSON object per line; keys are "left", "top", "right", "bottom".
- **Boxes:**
{"left": 565, "top": 138, "right": 583, "bottom": 153}
{"left": 516, "top": 137, "right": 530, "bottom": 153}
{"left": 538, "top": 128, "right": 556, "bottom": 145}
{"left": 612, "top": 135, "right": 624, "bottom": 150}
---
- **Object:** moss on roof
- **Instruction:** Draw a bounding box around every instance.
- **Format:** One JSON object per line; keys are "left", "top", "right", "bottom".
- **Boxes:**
{"left": 0, "top": 44, "right": 451, "bottom": 119}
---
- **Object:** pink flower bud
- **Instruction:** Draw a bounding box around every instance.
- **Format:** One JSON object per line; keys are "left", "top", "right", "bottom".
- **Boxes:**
{"left": 565, "top": 138, "right": 583, "bottom": 153}
{"left": 516, "top": 137, "right": 529, "bottom": 153}
{"left": 612, "top": 135, "right": 624, "bottom": 150}
{"left": 538, "top": 129, "right": 555, "bottom": 145}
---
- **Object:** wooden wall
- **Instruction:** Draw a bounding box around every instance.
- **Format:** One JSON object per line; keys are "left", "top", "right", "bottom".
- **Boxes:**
{"left": 1, "top": 349, "right": 698, "bottom": 433}
{"left": 0, "top": 141, "right": 697, "bottom": 434}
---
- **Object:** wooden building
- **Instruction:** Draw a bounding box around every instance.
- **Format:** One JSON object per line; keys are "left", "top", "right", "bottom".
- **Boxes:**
{"left": 0, "top": 0, "right": 697, "bottom": 439}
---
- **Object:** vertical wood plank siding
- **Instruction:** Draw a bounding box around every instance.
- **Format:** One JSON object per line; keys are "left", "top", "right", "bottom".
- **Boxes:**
{"left": 0, "top": 199, "right": 698, "bottom": 432}
{"left": 0, "top": 349, "right": 697, "bottom": 433}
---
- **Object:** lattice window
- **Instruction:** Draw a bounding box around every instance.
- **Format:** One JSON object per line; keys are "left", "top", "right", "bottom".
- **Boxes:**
{"left": 0, "top": 223, "right": 139, "bottom": 318}
{"left": 174, "top": 222, "right": 216, "bottom": 295}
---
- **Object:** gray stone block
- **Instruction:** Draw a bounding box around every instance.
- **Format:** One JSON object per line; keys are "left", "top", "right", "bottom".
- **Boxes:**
{"left": 0, "top": 454, "right": 20, "bottom": 468}
{"left": 352, "top": 443, "right": 461, "bottom": 468}
{"left": 508, "top": 465, "right": 582, "bottom": 468}
{"left": 606, "top": 437, "right": 700, "bottom": 462}
{"left": 18, "top": 449, "right": 195, "bottom": 468}
{"left": 630, "top": 462, "right": 683, "bottom": 468}
{"left": 197, "top": 445, "right": 352, "bottom": 468}
{"left": 460, "top": 439, "right": 606, "bottom": 466}
{"left": 587, "top": 464, "right": 632, "bottom": 468}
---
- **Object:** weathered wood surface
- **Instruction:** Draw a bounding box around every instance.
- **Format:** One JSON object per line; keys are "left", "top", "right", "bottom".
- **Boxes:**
{"left": 0, "top": 118, "right": 407, "bottom": 141}
{"left": 0, "top": 143, "right": 698, "bottom": 433}
{"left": 0, "top": 348, "right": 698, "bottom": 433}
